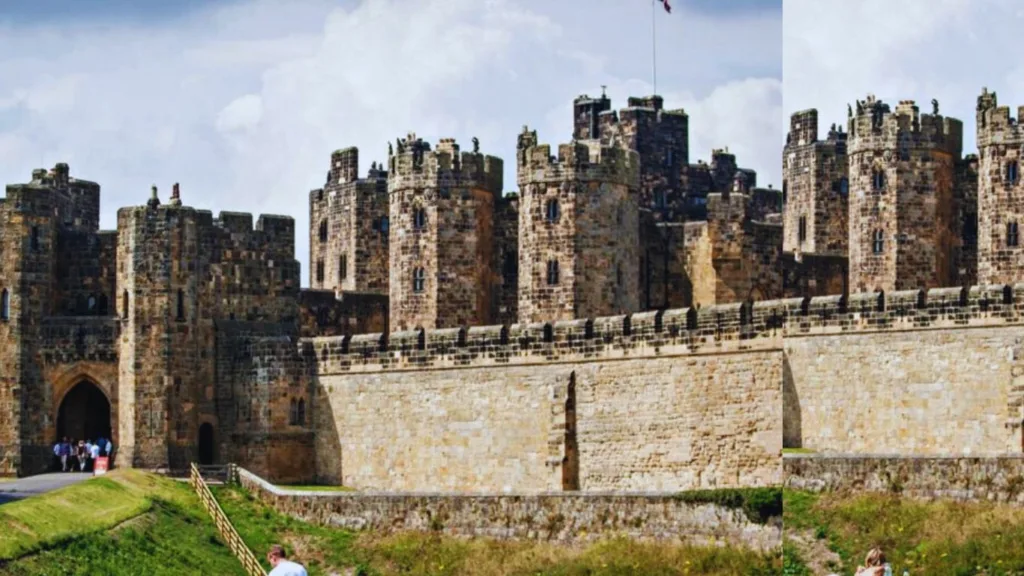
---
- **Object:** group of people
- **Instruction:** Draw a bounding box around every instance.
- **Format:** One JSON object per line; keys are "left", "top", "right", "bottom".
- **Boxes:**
{"left": 52, "top": 436, "right": 112, "bottom": 472}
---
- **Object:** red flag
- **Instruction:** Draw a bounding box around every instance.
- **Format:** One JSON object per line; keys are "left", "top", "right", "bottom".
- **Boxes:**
{"left": 660, "top": 0, "right": 671, "bottom": 13}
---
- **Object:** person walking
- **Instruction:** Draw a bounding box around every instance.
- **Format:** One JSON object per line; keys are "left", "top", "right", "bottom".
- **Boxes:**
{"left": 78, "top": 440, "right": 89, "bottom": 471}
{"left": 52, "top": 441, "right": 62, "bottom": 471}
{"left": 104, "top": 438, "right": 113, "bottom": 466}
{"left": 59, "top": 437, "right": 71, "bottom": 472}
{"left": 266, "top": 544, "right": 307, "bottom": 576}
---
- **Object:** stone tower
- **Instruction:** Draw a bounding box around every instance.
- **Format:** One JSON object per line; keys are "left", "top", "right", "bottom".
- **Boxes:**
{"left": 308, "top": 147, "right": 389, "bottom": 294}
{"left": 577, "top": 94, "right": 689, "bottom": 221}
{"left": 975, "top": 87, "right": 1024, "bottom": 285}
{"left": 847, "top": 95, "right": 963, "bottom": 293}
{"left": 516, "top": 127, "right": 641, "bottom": 323}
{"left": 386, "top": 134, "right": 504, "bottom": 330}
{"left": 783, "top": 109, "right": 849, "bottom": 256}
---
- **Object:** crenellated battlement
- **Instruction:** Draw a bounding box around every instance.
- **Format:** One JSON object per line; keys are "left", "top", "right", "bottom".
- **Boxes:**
{"left": 304, "top": 282, "right": 1024, "bottom": 373}
{"left": 976, "top": 87, "right": 1024, "bottom": 147}
{"left": 515, "top": 127, "right": 640, "bottom": 188}
{"left": 848, "top": 95, "right": 963, "bottom": 157}
{"left": 387, "top": 133, "right": 503, "bottom": 196}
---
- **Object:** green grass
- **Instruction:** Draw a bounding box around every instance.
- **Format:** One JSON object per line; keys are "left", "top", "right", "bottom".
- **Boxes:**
{"left": 0, "top": 470, "right": 192, "bottom": 560}
{"left": 216, "top": 484, "right": 783, "bottom": 575}
{"left": 781, "top": 448, "right": 816, "bottom": 454}
{"left": 0, "top": 472, "right": 782, "bottom": 575}
{"left": 783, "top": 488, "right": 1024, "bottom": 575}
{"left": 674, "top": 487, "right": 783, "bottom": 524}
{"left": 0, "top": 471, "right": 244, "bottom": 575}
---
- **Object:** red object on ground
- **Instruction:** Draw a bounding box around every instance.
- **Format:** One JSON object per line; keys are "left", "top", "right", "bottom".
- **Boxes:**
{"left": 93, "top": 457, "right": 109, "bottom": 475}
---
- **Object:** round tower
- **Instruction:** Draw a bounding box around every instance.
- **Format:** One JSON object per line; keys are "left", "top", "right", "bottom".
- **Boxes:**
{"left": 846, "top": 95, "right": 962, "bottom": 293}
{"left": 387, "top": 134, "right": 504, "bottom": 330}
{"left": 515, "top": 127, "right": 641, "bottom": 323}
{"left": 975, "top": 87, "right": 1024, "bottom": 285}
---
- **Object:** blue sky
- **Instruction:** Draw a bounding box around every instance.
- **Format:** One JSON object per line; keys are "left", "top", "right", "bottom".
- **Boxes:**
{"left": 0, "top": 0, "right": 781, "bottom": 284}
{"left": 784, "top": 0, "right": 1023, "bottom": 156}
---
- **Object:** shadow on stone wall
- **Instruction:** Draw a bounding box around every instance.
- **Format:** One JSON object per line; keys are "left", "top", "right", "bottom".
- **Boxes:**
{"left": 782, "top": 353, "right": 801, "bottom": 449}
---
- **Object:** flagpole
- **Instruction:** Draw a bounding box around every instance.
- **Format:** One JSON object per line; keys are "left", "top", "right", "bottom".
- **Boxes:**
{"left": 652, "top": 0, "right": 657, "bottom": 96}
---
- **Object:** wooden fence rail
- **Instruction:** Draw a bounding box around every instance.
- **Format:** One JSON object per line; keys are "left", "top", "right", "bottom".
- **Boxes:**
{"left": 189, "top": 462, "right": 267, "bottom": 576}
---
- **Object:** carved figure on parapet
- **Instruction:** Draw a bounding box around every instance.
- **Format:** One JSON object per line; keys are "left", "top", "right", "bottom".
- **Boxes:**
{"left": 472, "top": 137, "right": 479, "bottom": 153}
{"left": 388, "top": 141, "right": 393, "bottom": 156}
{"left": 848, "top": 103, "right": 853, "bottom": 118}
{"left": 932, "top": 98, "right": 939, "bottom": 115}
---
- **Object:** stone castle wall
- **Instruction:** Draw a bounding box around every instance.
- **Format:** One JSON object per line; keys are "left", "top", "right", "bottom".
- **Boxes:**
{"left": 237, "top": 467, "right": 781, "bottom": 551}
{"left": 783, "top": 110, "right": 848, "bottom": 256}
{"left": 783, "top": 284, "right": 1024, "bottom": 455}
{"left": 309, "top": 304, "right": 783, "bottom": 493}
{"left": 977, "top": 89, "right": 1024, "bottom": 285}
{"left": 784, "top": 455, "right": 1024, "bottom": 504}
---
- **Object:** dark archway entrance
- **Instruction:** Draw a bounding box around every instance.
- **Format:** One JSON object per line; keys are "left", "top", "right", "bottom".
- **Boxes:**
{"left": 198, "top": 423, "right": 214, "bottom": 465}
{"left": 57, "top": 380, "right": 111, "bottom": 443}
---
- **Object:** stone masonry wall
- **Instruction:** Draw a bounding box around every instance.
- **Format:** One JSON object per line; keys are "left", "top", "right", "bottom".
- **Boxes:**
{"left": 310, "top": 304, "right": 783, "bottom": 493}
{"left": 237, "top": 467, "right": 781, "bottom": 552}
{"left": 784, "top": 455, "right": 1024, "bottom": 504}
{"left": 783, "top": 284, "right": 1024, "bottom": 455}
{"left": 783, "top": 110, "right": 848, "bottom": 256}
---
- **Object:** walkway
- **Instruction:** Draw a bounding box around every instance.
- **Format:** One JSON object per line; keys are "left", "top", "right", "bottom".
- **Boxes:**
{"left": 0, "top": 472, "right": 92, "bottom": 505}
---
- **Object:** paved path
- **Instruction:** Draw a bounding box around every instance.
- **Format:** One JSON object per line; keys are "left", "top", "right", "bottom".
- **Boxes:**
{"left": 0, "top": 472, "right": 92, "bottom": 505}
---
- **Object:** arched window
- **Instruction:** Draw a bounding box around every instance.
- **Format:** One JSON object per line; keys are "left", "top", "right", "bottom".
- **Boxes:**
{"left": 339, "top": 255, "right": 348, "bottom": 280}
{"left": 176, "top": 289, "right": 185, "bottom": 320}
{"left": 413, "top": 207, "right": 426, "bottom": 230}
{"left": 0, "top": 289, "right": 9, "bottom": 321}
{"left": 872, "top": 229, "right": 884, "bottom": 254}
{"left": 121, "top": 290, "right": 129, "bottom": 319}
{"left": 315, "top": 259, "right": 324, "bottom": 283}
{"left": 318, "top": 220, "right": 328, "bottom": 243}
{"left": 547, "top": 259, "right": 559, "bottom": 285}
{"left": 798, "top": 215, "right": 807, "bottom": 242}
{"left": 413, "top": 267, "right": 426, "bottom": 293}
{"left": 289, "top": 398, "right": 298, "bottom": 425}
{"left": 1008, "top": 221, "right": 1019, "bottom": 247}
{"left": 297, "top": 399, "right": 306, "bottom": 426}
{"left": 1008, "top": 161, "right": 1019, "bottom": 185}
{"left": 545, "top": 199, "right": 560, "bottom": 222}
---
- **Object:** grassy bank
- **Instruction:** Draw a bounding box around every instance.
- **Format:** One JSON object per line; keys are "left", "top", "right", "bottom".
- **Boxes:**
{"left": 783, "top": 489, "right": 1024, "bottom": 575}
{"left": 0, "top": 471, "right": 244, "bottom": 575}
{"left": 216, "top": 484, "right": 782, "bottom": 575}
{"left": 0, "top": 472, "right": 782, "bottom": 575}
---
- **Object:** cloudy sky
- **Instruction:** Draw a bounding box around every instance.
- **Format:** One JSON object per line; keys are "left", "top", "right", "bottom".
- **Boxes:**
{"left": 0, "top": 0, "right": 781, "bottom": 284}
{"left": 784, "top": 0, "right": 1024, "bottom": 155}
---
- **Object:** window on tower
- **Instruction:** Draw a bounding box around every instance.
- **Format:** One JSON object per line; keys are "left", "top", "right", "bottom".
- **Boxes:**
{"left": 413, "top": 207, "right": 426, "bottom": 230}
{"left": 839, "top": 177, "right": 849, "bottom": 196}
{"left": 547, "top": 259, "right": 560, "bottom": 285}
{"left": 339, "top": 255, "right": 348, "bottom": 280}
{"left": 545, "top": 199, "right": 560, "bottom": 222}
{"left": 798, "top": 216, "right": 807, "bottom": 243}
{"left": 413, "top": 267, "right": 425, "bottom": 293}
{"left": 1008, "top": 221, "right": 1019, "bottom": 247}
{"left": 0, "top": 289, "right": 8, "bottom": 321}
{"left": 318, "top": 220, "right": 327, "bottom": 243}
{"left": 316, "top": 259, "right": 324, "bottom": 283}
{"left": 872, "top": 169, "right": 885, "bottom": 191}
{"left": 1008, "top": 161, "right": 1019, "bottom": 185}
{"left": 872, "top": 230, "right": 884, "bottom": 254}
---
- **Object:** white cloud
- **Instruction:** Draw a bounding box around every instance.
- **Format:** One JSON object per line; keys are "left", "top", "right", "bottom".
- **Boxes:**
{"left": 784, "top": 0, "right": 1024, "bottom": 154}
{"left": 0, "top": 0, "right": 781, "bottom": 284}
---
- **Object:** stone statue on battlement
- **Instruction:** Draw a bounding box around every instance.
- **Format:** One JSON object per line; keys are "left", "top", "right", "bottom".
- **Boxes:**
{"left": 388, "top": 142, "right": 393, "bottom": 156}
{"left": 396, "top": 138, "right": 404, "bottom": 154}
{"left": 932, "top": 98, "right": 939, "bottom": 115}
{"left": 148, "top": 185, "right": 160, "bottom": 208}
{"left": 472, "top": 137, "right": 479, "bottom": 153}
{"left": 848, "top": 103, "right": 853, "bottom": 118}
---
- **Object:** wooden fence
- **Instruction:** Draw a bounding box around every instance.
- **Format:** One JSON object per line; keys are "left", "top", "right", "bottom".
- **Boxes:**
{"left": 189, "top": 462, "right": 267, "bottom": 576}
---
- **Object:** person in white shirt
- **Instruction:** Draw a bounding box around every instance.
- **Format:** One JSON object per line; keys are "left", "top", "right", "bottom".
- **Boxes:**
{"left": 266, "top": 544, "right": 307, "bottom": 576}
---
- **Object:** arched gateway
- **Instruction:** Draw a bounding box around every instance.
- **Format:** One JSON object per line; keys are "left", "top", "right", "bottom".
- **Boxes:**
{"left": 56, "top": 380, "right": 112, "bottom": 443}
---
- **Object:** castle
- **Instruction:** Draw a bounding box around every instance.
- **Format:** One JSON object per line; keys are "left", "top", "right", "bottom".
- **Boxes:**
{"left": 781, "top": 88, "right": 1024, "bottom": 293}
{"left": 0, "top": 92, "right": 788, "bottom": 487}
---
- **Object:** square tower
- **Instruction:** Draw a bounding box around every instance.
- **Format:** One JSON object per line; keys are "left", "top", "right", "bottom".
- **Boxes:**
{"left": 782, "top": 110, "right": 849, "bottom": 256}
{"left": 308, "top": 148, "right": 390, "bottom": 294}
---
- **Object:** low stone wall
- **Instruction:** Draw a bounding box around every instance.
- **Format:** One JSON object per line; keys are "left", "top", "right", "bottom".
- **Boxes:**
{"left": 235, "top": 468, "right": 780, "bottom": 552}
{"left": 784, "top": 455, "right": 1024, "bottom": 503}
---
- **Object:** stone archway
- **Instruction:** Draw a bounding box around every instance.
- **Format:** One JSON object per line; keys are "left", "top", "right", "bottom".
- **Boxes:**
{"left": 56, "top": 380, "right": 112, "bottom": 443}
